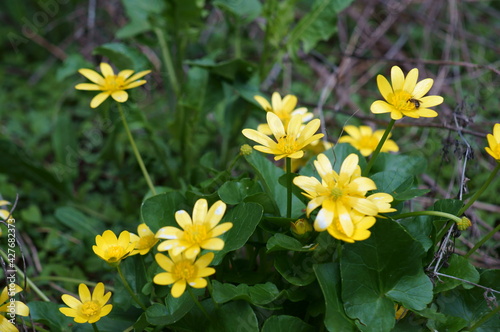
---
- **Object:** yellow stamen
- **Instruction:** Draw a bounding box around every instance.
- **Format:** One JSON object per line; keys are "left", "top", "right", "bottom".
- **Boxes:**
{"left": 81, "top": 301, "right": 100, "bottom": 317}
{"left": 173, "top": 261, "right": 196, "bottom": 280}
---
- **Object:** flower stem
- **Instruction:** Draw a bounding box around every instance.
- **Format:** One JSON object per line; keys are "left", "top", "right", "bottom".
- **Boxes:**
{"left": 363, "top": 119, "right": 395, "bottom": 176}
{"left": 391, "top": 211, "right": 462, "bottom": 224}
{"left": 154, "top": 27, "right": 180, "bottom": 96}
{"left": 458, "top": 162, "right": 500, "bottom": 215}
{"left": 116, "top": 265, "right": 147, "bottom": 311}
{"left": 286, "top": 158, "right": 292, "bottom": 219}
{"left": 117, "top": 103, "right": 156, "bottom": 196}
{"left": 464, "top": 222, "right": 500, "bottom": 259}
{"left": 92, "top": 323, "right": 100, "bottom": 332}
{"left": 188, "top": 287, "right": 212, "bottom": 322}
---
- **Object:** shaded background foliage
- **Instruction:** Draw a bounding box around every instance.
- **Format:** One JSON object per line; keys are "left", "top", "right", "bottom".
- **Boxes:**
{"left": 1, "top": 0, "right": 500, "bottom": 330}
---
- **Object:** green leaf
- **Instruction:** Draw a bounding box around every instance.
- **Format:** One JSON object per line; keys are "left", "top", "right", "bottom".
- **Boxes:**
{"left": 243, "top": 149, "right": 305, "bottom": 218}
{"left": 211, "top": 280, "right": 280, "bottom": 305}
{"left": 185, "top": 58, "right": 256, "bottom": 82}
{"left": 434, "top": 254, "right": 480, "bottom": 292}
{"left": 0, "top": 139, "right": 71, "bottom": 197}
{"left": 93, "top": 42, "right": 150, "bottom": 71}
{"left": 314, "top": 263, "right": 357, "bottom": 332}
{"left": 208, "top": 301, "right": 259, "bottom": 332}
{"left": 371, "top": 172, "right": 411, "bottom": 195}
{"left": 372, "top": 153, "right": 427, "bottom": 177}
{"left": 274, "top": 251, "right": 317, "bottom": 286}
{"left": 214, "top": 0, "right": 262, "bottom": 22}
{"left": 55, "top": 206, "right": 105, "bottom": 238}
{"left": 399, "top": 215, "right": 434, "bottom": 253}
{"left": 212, "top": 202, "right": 263, "bottom": 265}
{"left": 267, "top": 233, "right": 316, "bottom": 253}
{"left": 288, "top": 0, "right": 353, "bottom": 54}
{"left": 145, "top": 288, "right": 202, "bottom": 326}
{"left": 141, "top": 191, "right": 186, "bottom": 233}
{"left": 56, "top": 53, "right": 92, "bottom": 81}
{"left": 116, "top": 0, "right": 165, "bottom": 38}
{"left": 218, "top": 178, "right": 262, "bottom": 205}
{"left": 51, "top": 113, "right": 77, "bottom": 173}
{"left": 262, "top": 315, "right": 316, "bottom": 332}
{"left": 341, "top": 219, "right": 433, "bottom": 332}
{"left": 29, "top": 301, "right": 72, "bottom": 332}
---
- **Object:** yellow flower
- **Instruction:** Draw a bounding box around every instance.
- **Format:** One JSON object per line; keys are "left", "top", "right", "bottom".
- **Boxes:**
{"left": 254, "top": 92, "right": 313, "bottom": 135}
{"left": 130, "top": 223, "right": 159, "bottom": 255}
{"left": 326, "top": 210, "right": 376, "bottom": 243}
{"left": 0, "top": 285, "right": 29, "bottom": 332}
{"left": 485, "top": 123, "right": 500, "bottom": 161}
{"left": 0, "top": 200, "right": 11, "bottom": 220}
{"left": 92, "top": 230, "right": 135, "bottom": 266}
{"left": 75, "top": 63, "right": 151, "bottom": 108}
{"left": 59, "top": 283, "right": 112, "bottom": 324}
{"left": 153, "top": 252, "right": 215, "bottom": 298}
{"left": 370, "top": 66, "right": 443, "bottom": 120}
{"left": 394, "top": 304, "right": 409, "bottom": 320}
{"left": 338, "top": 125, "right": 399, "bottom": 157}
{"left": 156, "top": 199, "right": 232, "bottom": 259}
{"left": 290, "top": 139, "right": 333, "bottom": 172}
{"left": 293, "top": 153, "right": 384, "bottom": 233}
{"left": 242, "top": 113, "right": 324, "bottom": 160}
{"left": 290, "top": 218, "right": 313, "bottom": 240}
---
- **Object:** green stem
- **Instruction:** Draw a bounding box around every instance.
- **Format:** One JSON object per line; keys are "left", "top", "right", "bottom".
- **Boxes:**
{"left": 0, "top": 250, "right": 50, "bottom": 302}
{"left": 458, "top": 162, "right": 500, "bottom": 215}
{"left": 391, "top": 211, "right": 462, "bottom": 224}
{"left": 467, "top": 303, "right": 500, "bottom": 331}
{"left": 188, "top": 287, "right": 211, "bottom": 322}
{"left": 363, "top": 119, "right": 396, "bottom": 176}
{"left": 154, "top": 27, "right": 180, "bottom": 96}
{"left": 117, "top": 103, "right": 157, "bottom": 195}
{"left": 91, "top": 323, "right": 100, "bottom": 332}
{"left": 286, "top": 158, "right": 292, "bottom": 219}
{"left": 116, "top": 265, "right": 147, "bottom": 311}
{"left": 465, "top": 222, "right": 500, "bottom": 259}
{"left": 206, "top": 279, "right": 219, "bottom": 309}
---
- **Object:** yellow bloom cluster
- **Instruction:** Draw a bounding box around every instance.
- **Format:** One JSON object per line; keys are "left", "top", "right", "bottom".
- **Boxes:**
{"left": 154, "top": 199, "right": 232, "bottom": 298}
{"left": 294, "top": 154, "right": 396, "bottom": 242}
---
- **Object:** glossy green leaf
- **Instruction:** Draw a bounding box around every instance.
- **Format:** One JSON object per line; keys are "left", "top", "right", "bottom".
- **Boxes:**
{"left": 116, "top": 0, "right": 164, "bottom": 38}
{"left": 212, "top": 202, "right": 263, "bottom": 265}
{"left": 434, "top": 254, "right": 480, "bottom": 292}
{"left": 214, "top": 0, "right": 262, "bottom": 22}
{"left": 372, "top": 153, "right": 427, "bottom": 177}
{"left": 314, "top": 263, "right": 357, "bottom": 332}
{"left": 28, "top": 301, "right": 72, "bottom": 332}
{"left": 218, "top": 178, "right": 262, "bottom": 205}
{"left": 243, "top": 150, "right": 304, "bottom": 218}
{"left": 55, "top": 206, "right": 105, "bottom": 238}
{"left": 211, "top": 280, "right": 280, "bottom": 305}
{"left": 93, "top": 43, "right": 150, "bottom": 72}
{"left": 140, "top": 191, "right": 186, "bottom": 233}
{"left": 341, "top": 219, "right": 433, "bottom": 332}
{"left": 274, "top": 251, "right": 317, "bottom": 286}
{"left": 262, "top": 315, "right": 316, "bottom": 332}
{"left": 209, "top": 301, "right": 259, "bottom": 332}
{"left": 288, "top": 0, "right": 353, "bottom": 54}
{"left": 267, "top": 233, "right": 316, "bottom": 253}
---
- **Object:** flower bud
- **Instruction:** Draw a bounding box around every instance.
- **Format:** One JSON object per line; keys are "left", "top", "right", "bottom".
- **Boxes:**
{"left": 456, "top": 216, "right": 472, "bottom": 231}
{"left": 290, "top": 218, "right": 313, "bottom": 240}
{"left": 240, "top": 144, "right": 253, "bottom": 155}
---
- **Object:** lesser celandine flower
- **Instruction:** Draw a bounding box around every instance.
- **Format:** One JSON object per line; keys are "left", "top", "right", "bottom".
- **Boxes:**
{"left": 154, "top": 252, "right": 215, "bottom": 298}
{"left": 0, "top": 200, "right": 11, "bottom": 220}
{"left": 92, "top": 230, "right": 135, "bottom": 266}
{"left": 294, "top": 153, "right": 392, "bottom": 234}
{"left": 370, "top": 66, "right": 443, "bottom": 120}
{"left": 130, "top": 223, "right": 159, "bottom": 255}
{"left": 326, "top": 210, "right": 376, "bottom": 243}
{"left": 485, "top": 123, "right": 500, "bottom": 161}
{"left": 242, "top": 113, "right": 324, "bottom": 160}
{"left": 76, "top": 63, "right": 151, "bottom": 108}
{"left": 338, "top": 125, "right": 399, "bottom": 157}
{"left": 254, "top": 92, "right": 313, "bottom": 135}
{"left": 59, "top": 283, "right": 112, "bottom": 324}
{"left": 0, "top": 285, "right": 29, "bottom": 332}
{"left": 156, "top": 199, "right": 232, "bottom": 259}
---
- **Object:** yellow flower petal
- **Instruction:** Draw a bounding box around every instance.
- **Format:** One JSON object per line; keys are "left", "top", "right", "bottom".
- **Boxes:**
{"left": 78, "top": 69, "right": 104, "bottom": 85}
{"left": 254, "top": 95, "right": 272, "bottom": 111}
{"left": 412, "top": 78, "right": 433, "bottom": 98}
{"left": 402, "top": 68, "right": 418, "bottom": 93}
{"left": 75, "top": 83, "right": 102, "bottom": 91}
{"left": 377, "top": 74, "right": 393, "bottom": 102}
{"left": 172, "top": 280, "right": 187, "bottom": 298}
{"left": 201, "top": 238, "right": 224, "bottom": 251}
{"left": 111, "top": 90, "right": 129, "bottom": 103}
{"left": 188, "top": 278, "right": 208, "bottom": 288}
{"left": 100, "top": 62, "right": 114, "bottom": 77}
{"left": 192, "top": 199, "right": 208, "bottom": 224}
{"left": 390, "top": 66, "right": 405, "bottom": 91}
{"left": 90, "top": 92, "right": 111, "bottom": 108}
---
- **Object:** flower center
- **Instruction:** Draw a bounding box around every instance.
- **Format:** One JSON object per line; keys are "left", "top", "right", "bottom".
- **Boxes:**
{"left": 103, "top": 75, "right": 126, "bottom": 92}
{"left": 136, "top": 235, "right": 157, "bottom": 250}
{"left": 106, "top": 245, "right": 126, "bottom": 262}
{"left": 387, "top": 90, "right": 417, "bottom": 112}
{"left": 184, "top": 224, "right": 209, "bottom": 244}
{"left": 277, "top": 135, "right": 298, "bottom": 154}
{"left": 330, "top": 187, "right": 344, "bottom": 200}
{"left": 81, "top": 301, "right": 100, "bottom": 317}
{"left": 173, "top": 260, "right": 196, "bottom": 280}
